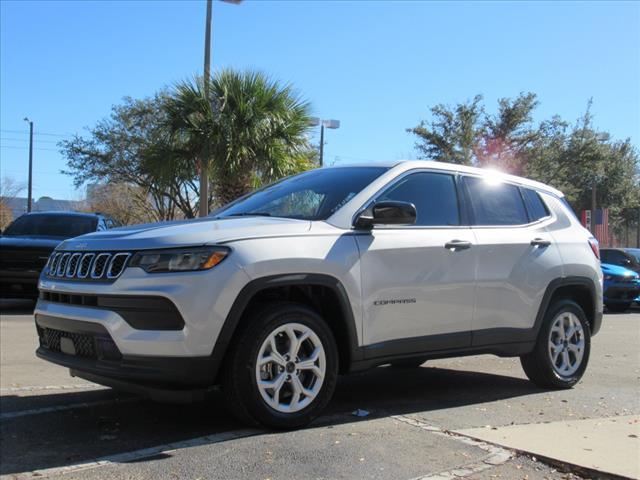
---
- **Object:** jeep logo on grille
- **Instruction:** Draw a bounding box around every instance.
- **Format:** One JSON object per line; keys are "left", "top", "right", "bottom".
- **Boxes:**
{"left": 75, "top": 242, "right": 89, "bottom": 250}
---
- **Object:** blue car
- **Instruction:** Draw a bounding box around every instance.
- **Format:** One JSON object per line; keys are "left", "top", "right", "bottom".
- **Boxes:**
{"left": 602, "top": 262, "right": 640, "bottom": 312}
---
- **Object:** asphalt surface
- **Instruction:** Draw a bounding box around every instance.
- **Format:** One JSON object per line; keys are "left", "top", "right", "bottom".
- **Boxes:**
{"left": 1, "top": 299, "right": 638, "bottom": 480}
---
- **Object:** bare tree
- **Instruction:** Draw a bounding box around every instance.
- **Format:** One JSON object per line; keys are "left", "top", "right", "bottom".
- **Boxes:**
{"left": 0, "top": 177, "right": 27, "bottom": 230}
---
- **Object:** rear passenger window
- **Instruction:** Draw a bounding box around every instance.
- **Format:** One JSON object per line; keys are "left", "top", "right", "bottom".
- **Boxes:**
{"left": 522, "top": 188, "right": 550, "bottom": 221}
{"left": 463, "top": 176, "right": 528, "bottom": 226}
{"left": 378, "top": 172, "right": 459, "bottom": 226}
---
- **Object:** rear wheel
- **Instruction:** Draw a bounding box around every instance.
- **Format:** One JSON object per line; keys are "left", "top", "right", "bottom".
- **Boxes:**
{"left": 222, "top": 302, "right": 338, "bottom": 429}
{"left": 520, "top": 299, "right": 590, "bottom": 389}
{"left": 606, "top": 302, "right": 631, "bottom": 313}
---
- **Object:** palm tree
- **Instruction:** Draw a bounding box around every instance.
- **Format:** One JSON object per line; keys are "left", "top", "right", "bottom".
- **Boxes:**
{"left": 165, "top": 70, "right": 315, "bottom": 209}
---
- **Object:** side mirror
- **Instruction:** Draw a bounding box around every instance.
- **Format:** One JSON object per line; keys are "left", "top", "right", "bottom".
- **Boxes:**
{"left": 354, "top": 201, "right": 417, "bottom": 229}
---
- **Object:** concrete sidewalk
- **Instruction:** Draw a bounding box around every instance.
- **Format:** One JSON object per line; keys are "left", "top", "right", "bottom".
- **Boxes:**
{"left": 455, "top": 415, "right": 640, "bottom": 479}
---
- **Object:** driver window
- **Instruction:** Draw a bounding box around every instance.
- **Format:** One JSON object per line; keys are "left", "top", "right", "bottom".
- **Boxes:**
{"left": 377, "top": 172, "right": 460, "bottom": 226}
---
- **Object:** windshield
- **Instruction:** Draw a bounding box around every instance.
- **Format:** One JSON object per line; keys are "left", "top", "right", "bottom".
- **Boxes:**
{"left": 626, "top": 249, "right": 640, "bottom": 263}
{"left": 3, "top": 214, "right": 98, "bottom": 238}
{"left": 215, "top": 167, "right": 388, "bottom": 221}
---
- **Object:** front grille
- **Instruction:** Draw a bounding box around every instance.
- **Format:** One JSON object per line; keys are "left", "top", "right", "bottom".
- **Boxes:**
{"left": 0, "top": 247, "right": 52, "bottom": 270}
{"left": 46, "top": 251, "right": 131, "bottom": 281}
{"left": 38, "top": 327, "right": 97, "bottom": 358}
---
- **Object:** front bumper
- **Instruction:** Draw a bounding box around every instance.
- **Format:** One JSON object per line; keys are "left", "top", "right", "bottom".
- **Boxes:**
{"left": 35, "top": 314, "right": 223, "bottom": 391}
{"left": 0, "top": 269, "right": 40, "bottom": 298}
{"left": 34, "top": 260, "right": 251, "bottom": 393}
{"left": 603, "top": 281, "right": 640, "bottom": 304}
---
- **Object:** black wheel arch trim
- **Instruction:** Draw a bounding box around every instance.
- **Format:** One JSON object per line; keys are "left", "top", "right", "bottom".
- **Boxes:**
{"left": 210, "top": 273, "right": 362, "bottom": 379}
{"left": 534, "top": 276, "right": 601, "bottom": 336}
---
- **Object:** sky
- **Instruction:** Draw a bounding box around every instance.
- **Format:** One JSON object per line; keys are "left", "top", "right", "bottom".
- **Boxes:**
{"left": 1, "top": 0, "right": 639, "bottom": 201}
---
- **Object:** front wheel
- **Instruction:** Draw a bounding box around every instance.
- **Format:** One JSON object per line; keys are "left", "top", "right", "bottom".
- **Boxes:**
{"left": 222, "top": 302, "right": 338, "bottom": 429}
{"left": 520, "top": 299, "right": 591, "bottom": 389}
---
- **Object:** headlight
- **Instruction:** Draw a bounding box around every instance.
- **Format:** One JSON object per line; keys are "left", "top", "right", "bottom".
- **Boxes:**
{"left": 129, "top": 246, "right": 229, "bottom": 273}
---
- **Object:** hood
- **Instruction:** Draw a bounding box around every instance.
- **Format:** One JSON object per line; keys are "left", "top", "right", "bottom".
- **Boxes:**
{"left": 56, "top": 216, "right": 312, "bottom": 251}
{"left": 0, "top": 236, "right": 63, "bottom": 250}
{"left": 601, "top": 263, "right": 639, "bottom": 279}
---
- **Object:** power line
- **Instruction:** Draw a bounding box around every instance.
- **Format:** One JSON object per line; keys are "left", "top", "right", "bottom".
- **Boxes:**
{"left": 1, "top": 137, "right": 60, "bottom": 144}
{"left": 0, "top": 129, "right": 72, "bottom": 138}
{"left": 0, "top": 145, "right": 60, "bottom": 152}
{"left": 1, "top": 169, "right": 62, "bottom": 175}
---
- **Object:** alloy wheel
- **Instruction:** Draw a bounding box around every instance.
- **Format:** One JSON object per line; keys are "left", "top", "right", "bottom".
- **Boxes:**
{"left": 255, "top": 322, "right": 326, "bottom": 413}
{"left": 547, "top": 311, "right": 585, "bottom": 376}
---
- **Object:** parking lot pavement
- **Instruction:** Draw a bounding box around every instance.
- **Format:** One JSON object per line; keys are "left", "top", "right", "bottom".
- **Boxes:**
{"left": 1, "top": 302, "right": 638, "bottom": 480}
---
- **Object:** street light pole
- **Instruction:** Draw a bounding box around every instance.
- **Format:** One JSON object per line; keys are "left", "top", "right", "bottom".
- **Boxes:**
{"left": 23, "top": 117, "right": 33, "bottom": 213}
{"left": 310, "top": 118, "right": 339, "bottom": 167}
{"left": 200, "top": 0, "right": 241, "bottom": 217}
{"left": 200, "top": 0, "right": 213, "bottom": 218}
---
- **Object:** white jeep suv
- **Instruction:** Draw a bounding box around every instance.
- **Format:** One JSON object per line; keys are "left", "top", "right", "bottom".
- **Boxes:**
{"left": 36, "top": 161, "right": 603, "bottom": 428}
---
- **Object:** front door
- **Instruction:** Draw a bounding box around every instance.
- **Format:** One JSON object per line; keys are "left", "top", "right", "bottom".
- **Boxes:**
{"left": 356, "top": 171, "right": 477, "bottom": 357}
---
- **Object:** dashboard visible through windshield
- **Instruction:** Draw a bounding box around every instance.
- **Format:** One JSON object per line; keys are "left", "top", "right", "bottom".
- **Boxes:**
{"left": 215, "top": 167, "right": 388, "bottom": 221}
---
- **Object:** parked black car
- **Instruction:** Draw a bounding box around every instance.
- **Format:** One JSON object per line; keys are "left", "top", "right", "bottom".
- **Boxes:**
{"left": 600, "top": 248, "right": 640, "bottom": 274}
{"left": 0, "top": 212, "right": 115, "bottom": 299}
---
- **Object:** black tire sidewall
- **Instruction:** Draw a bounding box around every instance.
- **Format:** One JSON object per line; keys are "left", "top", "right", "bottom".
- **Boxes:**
{"left": 537, "top": 300, "right": 591, "bottom": 387}
{"left": 231, "top": 303, "right": 338, "bottom": 429}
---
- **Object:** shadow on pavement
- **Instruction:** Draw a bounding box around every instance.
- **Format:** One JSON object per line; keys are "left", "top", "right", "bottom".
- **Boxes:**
{"left": 1, "top": 365, "right": 540, "bottom": 475}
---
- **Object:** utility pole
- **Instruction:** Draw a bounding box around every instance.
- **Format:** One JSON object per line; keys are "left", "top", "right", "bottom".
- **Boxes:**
{"left": 200, "top": 0, "right": 213, "bottom": 218}
{"left": 637, "top": 206, "right": 640, "bottom": 248}
{"left": 200, "top": 0, "right": 241, "bottom": 217}
{"left": 590, "top": 181, "right": 597, "bottom": 233}
{"left": 319, "top": 124, "right": 324, "bottom": 167}
{"left": 23, "top": 117, "right": 33, "bottom": 213}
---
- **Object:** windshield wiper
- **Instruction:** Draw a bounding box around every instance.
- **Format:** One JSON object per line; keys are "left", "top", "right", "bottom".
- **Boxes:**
{"left": 225, "top": 212, "right": 272, "bottom": 217}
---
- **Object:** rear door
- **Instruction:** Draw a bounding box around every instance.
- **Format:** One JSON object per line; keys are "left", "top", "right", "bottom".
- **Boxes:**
{"left": 356, "top": 170, "right": 477, "bottom": 355}
{"left": 461, "top": 176, "right": 563, "bottom": 346}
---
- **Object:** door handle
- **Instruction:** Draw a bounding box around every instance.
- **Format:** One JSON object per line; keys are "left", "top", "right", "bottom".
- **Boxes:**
{"left": 530, "top": 238, "right": 551, "bottom": 247}
{"left": 445, "top": 240, "right": 472, "bottom": 251}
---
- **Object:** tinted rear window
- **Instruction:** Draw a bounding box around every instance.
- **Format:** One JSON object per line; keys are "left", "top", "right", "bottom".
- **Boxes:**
{"left": 3, "top": 214, "right": 98, "bottom": 238}
{"left": 463, "top": 176, "right": 528, "bottom": 226}
{"left": 522, "top": 188, "right": 550, "bottom": 221}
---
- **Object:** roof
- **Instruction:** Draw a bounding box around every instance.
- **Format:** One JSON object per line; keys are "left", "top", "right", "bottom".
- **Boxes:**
{"left": 19, "top": 211, "right": 100, "bottom": 218}
{"left": 327, "top": 160, "right": 564, "bottom": 197}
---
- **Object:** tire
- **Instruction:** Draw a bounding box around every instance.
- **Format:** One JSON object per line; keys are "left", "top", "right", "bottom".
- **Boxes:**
{"left": 222, "top": 302, "right": 339, "bottom": 429}
{"left": 389, "top": 358, "right": 426, "bottom": 368}
{"left": 606, "top": 302, "right": 631, "bottom": 313}
{"left": 520, "top": 299, "right": 591, "bottom": 389}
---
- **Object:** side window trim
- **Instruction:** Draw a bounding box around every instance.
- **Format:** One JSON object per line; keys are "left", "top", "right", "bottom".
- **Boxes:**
{"left": 353, "top": 168, "right": 465, "bottom": 229}
{"left": 519, "top": 187, "right": 534, "bottom": 224}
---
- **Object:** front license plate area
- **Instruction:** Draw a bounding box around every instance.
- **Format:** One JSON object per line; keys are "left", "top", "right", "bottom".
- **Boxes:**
{"left": 60, "top": 337, "right": 76, "bottom": 356}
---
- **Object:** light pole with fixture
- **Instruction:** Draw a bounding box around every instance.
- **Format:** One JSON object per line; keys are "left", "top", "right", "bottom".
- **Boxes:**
{"left": 200, "top": 0, "right": 242, "bottom": 217}
{"left": 309, "top": 118, "right": 340, "bottom": 167}
{"left": 23, "top": 117, "right": 33, "bottom": 213}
